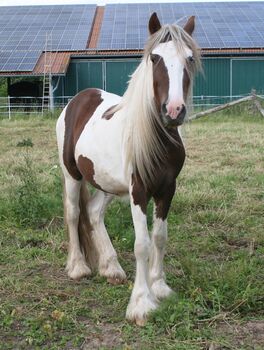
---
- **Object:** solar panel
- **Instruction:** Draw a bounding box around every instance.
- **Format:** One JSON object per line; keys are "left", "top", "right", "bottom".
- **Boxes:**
{"left": 0, "top": 50, "right": 41, "bottom": 72}
{"left": 0, "top": 4, "right": 96, "bottom": 72}
{"left": 97, "top": 2, "right": 264, "bottom": 50}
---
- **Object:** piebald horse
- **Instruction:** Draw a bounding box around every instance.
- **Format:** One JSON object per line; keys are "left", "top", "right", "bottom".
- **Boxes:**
{"left": 56, "top": 13, "right": 200, "bottom": 325}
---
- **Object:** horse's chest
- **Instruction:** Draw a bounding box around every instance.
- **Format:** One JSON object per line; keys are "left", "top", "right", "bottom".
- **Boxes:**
{"left": 152, "top": 147, "right": 186, "bottom": 190}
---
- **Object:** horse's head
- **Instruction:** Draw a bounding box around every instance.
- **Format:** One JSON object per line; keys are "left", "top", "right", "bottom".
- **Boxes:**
{"left": 147, "top": 13, "right": 200, "bottom": 127}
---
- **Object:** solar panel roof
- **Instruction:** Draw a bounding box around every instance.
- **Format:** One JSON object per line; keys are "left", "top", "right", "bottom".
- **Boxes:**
{"left": 97, "top": 2, "right": 264, "bottom": 50}
{"left": 1, "top": 2, "right": 264, "bottom": 73}
{"left": 0, "top": 4, "right": 96, "bottom": 72}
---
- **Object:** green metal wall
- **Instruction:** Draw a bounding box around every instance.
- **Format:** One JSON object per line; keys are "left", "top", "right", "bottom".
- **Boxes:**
{"left": 195, "top": 58, "right": 230, "bottom": 97}
{"left": 105, "top": 60, "right": 139, "bottom": 95}
{"left": 64, "top": 60, "right": 103, "bottom": 97}
{"left": 54, "top": 57, "right": 264, "bottom": 100}
{"left": 78, "top": 61, "right": 103, "bottom": 92}
{"left": 231, "top": 58, "right": 264, "bottom": 95}
{"left": 54, "top": 60, "right": 138, "bottom": 98}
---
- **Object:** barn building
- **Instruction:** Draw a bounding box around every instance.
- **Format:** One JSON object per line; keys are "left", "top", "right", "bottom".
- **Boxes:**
{"left": 0, "top": 1, "right": 264, "bottom": 109}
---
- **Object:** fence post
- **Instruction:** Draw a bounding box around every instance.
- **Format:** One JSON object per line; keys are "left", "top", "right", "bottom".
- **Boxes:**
{"left": 251, "top": 88, "right": 264, "bottom": 117}
{"left": 8, "top": 95, "right": 11, "bottom": 120}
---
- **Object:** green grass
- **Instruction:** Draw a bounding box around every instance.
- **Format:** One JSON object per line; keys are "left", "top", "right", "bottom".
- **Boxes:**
{"left": 0, "top": 108, "right": 263, "bottom": 349}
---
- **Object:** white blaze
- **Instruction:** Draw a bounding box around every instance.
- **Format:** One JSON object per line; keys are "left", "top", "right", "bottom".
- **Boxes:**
{"left": 153, "top": 41, "right": 192, "bottom": 118}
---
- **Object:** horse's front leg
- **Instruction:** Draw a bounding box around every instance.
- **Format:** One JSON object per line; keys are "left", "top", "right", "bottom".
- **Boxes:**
{"left": 126, "top": 179, "right": 158, "bottom": 326}
{"left": 149, "top": 182, "right": 176, "bottom": 299}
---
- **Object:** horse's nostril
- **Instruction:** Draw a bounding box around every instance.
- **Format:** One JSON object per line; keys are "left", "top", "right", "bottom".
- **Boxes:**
{"left": 176, "top": 106, "right": 180, "bottom": 111}
{"left": 179, "top": 105, "right": 186, "bottom": 118}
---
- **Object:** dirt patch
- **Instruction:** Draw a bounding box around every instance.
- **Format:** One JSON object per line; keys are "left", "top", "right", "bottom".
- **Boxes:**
{"left": 82, "top": 322, "right": 125, "bottom": 349}
{"left": 212, "top": 320, "right": 264, "bottom": 349}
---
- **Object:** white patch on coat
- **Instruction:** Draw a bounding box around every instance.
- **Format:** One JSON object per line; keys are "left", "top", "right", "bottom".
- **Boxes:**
{"left": 74, "top": 90, "right": 130, "bottom": 194}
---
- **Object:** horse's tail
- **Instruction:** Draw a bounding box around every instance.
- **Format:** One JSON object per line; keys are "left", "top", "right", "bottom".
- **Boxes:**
{"left": 78, "top": 181, "right": 98, "bottom": 270}
{"left": 64, "top": 180, "right": 98, "bottom": 271}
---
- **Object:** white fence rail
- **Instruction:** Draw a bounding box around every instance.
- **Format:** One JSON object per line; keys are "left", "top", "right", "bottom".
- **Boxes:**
{"left": 0, "top": 94, "right": 261, "bottom": 119}
{"left": 0, "top": 96, "right": 72, "bottom": 118}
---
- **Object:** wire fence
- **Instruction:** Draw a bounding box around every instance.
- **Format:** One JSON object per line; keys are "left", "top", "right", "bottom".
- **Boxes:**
{"left": 0, "top": 94, "right": 260, "bottom": 119}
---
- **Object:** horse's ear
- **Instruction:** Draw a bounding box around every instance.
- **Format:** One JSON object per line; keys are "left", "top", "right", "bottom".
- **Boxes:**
{"left": 184, "top": 16, "right": 195, "bottom": 36}
{"left": 149, "top": 12, "right": 161, "bottom": 35}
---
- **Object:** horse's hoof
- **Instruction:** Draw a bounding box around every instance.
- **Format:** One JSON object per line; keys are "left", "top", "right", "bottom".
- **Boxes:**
{"left": 126, "top": 293, "right": 158, "bottom": 326}
{"left": 151, "top": 279, "right": 173, "bottom": 300}
{"left": 67, "top": 261, "right": 92, "bottom": 280}
{"left": 99, "top": 258, "right": 127, "bottom": 283}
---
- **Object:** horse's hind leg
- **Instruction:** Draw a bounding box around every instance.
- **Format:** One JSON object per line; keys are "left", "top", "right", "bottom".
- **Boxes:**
{"left": 64, "top": 176, "right": 91, "bottom": 279}
{"left": 88, "top": 190, "right": 126, "bottom": 284}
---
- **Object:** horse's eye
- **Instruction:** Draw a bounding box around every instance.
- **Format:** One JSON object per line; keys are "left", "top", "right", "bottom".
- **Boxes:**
{"left": 150, "top": 54, "right": 159, "bottom": 63}
{"left": 188, "top": 56, "right": 195, "bottom": 63}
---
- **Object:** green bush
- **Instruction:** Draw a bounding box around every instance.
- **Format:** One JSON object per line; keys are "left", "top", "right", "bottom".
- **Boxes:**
{"left": 8, "top": 153, "right": 62, "bottom": 228}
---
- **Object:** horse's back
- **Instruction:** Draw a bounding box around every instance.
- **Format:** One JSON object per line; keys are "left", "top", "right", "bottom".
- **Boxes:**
{"left": 57, "top": 88, "right": 120, "bottom": 138}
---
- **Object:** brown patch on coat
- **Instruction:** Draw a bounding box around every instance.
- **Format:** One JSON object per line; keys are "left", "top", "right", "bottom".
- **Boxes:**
{"left": 63, "top": 88, "right": 103, "bottom": 180}
{"left": 152, "top": 127, "right": 185, "bottom": 220}
{"left": 152, "top": 55, "right": 169, "bottom": 111}
{"left": 131, "top": 173, "right": 149, "bottom": 215}
{"left": 153, "top": 182, "right": 176, "bottom": 221}
{"left": 77, "top": 155, "right": 103, "bottom": 191}
{"left": 102, "top": 105, "right": 118, "bottom": 120}
{"left": 131, "top": 128, "right": 185, "bottom": 219}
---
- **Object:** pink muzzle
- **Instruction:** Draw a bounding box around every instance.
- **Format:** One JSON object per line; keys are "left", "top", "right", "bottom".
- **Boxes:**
{"left": 166, "top": 100, "right": 185, "bottom": 120}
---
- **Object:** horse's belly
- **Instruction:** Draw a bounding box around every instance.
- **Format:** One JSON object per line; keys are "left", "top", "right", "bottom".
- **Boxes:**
{"left": 93, "top": 161, "right": 129, "bottom": 195}
{"left": 79, "top": 149, "right": 128, "bottom": 195}
{"left": 78, "top": 148, "right": 129, "bottom": 195}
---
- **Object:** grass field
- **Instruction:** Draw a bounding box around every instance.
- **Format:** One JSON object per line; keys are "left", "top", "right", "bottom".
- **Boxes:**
{"left": 0, "top": 106, "right": 263, "bottom": 349}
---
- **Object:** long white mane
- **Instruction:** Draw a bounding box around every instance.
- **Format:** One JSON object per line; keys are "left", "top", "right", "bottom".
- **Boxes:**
{"left": 118, "top": 24, "right": 201, "bottom": 189}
